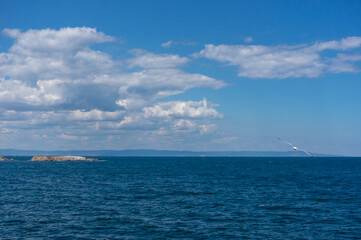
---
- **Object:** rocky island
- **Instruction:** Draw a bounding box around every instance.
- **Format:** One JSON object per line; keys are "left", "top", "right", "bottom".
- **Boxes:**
{"left": 30, "top": 155, "right": 99, "bottom": 161}
{"left": 0, "top": 156, "right": 14, "bottom": 161}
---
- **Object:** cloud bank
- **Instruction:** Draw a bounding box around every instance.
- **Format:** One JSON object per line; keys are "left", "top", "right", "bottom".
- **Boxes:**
{"left": 1, "top": 27, "right": 360, "bottom": 150}
{"left": 0, "top": 27, "right": 225, "bottom": 149}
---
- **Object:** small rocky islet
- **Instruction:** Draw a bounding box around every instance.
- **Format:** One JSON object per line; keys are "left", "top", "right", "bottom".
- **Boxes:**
{"left": 30, "top": 155, "right": 99, "bottom": 161}
{"left": 1, "top": 155, "right": 99, "bottom": 161}
{"left": 0, "top": 156, "right": 14, "bottom": 161}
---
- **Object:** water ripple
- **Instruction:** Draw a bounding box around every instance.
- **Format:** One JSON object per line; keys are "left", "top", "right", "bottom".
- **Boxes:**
{"left": 0, "top": 157, "right": 360, "bottom": 239}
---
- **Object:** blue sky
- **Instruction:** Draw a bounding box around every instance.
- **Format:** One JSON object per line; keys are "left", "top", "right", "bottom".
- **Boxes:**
{"left": 0, "top": 0, "right": 361, "bottom": 155}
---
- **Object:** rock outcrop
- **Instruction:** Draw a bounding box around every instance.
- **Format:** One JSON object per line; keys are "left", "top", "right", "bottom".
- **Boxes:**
{"left": 0, "top": 156, "right": 14, "bottom": 161}
{"left": 30, "top": 155, "right": 99, "bottom": 161}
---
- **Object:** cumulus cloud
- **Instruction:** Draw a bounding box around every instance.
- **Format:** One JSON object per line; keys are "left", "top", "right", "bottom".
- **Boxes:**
{"left": 67, "top": 109, "right": 123, "bottom": 121}
{"left": 3, "top": 27, "right": 114, "bottom": 54}
{"left": 143, "top": 98, "right": 222, "bottom": 119}
{"left": 0, "top": 78, "right": 63, "bottom": 106}
{"left": 115, "top": 68, "right": 225, "bottom": 109}
{"left": 0, "top": 27, "right": 225, "bottom": 148}
{"left": 103, "top": 98, "right": 222, "bottom": 134}
{"left": 196, "top": 37, "right": 361, "bottom": 79}
{"left": 0, "top": 27, "right": 117, "bottom": 111}
{"left": 172, "top": 119, "right": 197, "bottom": 133}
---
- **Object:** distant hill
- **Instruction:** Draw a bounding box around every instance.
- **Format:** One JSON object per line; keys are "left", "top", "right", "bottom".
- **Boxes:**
{"left": 0, "top": 149, "right": 334, "bottom": 157}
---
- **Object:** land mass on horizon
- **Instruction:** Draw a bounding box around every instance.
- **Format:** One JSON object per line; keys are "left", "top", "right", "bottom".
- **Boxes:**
{"left": 0, "top": 149, "right": 335, "bottom": 157}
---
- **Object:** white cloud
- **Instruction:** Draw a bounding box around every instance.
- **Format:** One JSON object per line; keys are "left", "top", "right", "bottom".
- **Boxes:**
{"left": 101, "top": 98, "right": 223, "bottom": 133}
{"left": 3, "top": 27, "right": 114, "bottom": 55}
{"left": 312, "top": 37, "right": 361, "bottom": 51}
{"left": 2, "top": 28, "right": 21, "bottom": 38}
{"left": 329, "top": 54, "right": 361, "bottom": 73}
{"left": 0, "top": 78, "right": 63, "bottom": 106}
{"left": 196, "top": 37, "right": 361, "bottom": 79}
{"left": 161, "top": 40, "right": 173, "bottom": 48}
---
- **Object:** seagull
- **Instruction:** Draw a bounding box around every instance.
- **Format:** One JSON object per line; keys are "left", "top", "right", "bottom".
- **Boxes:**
{"left": 277, "top": 138, "right": 313, "bottom": 157}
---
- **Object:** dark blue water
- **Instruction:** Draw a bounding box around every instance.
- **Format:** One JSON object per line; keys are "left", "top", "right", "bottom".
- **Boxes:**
{"left": 0, "top": 157, "right": 360, "bottom": 239}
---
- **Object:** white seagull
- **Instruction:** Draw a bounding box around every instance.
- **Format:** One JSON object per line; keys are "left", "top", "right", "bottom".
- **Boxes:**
{"left": 277, "top": 138, "right": 313, "bottom": 157}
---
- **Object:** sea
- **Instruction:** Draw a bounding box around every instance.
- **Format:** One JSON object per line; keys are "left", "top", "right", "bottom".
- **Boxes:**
{"left": 0, "top": 157, "right": 360, "bottom": 239}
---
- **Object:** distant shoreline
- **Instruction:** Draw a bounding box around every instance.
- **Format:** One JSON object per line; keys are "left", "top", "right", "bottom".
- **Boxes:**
{"left": 0, "top": 149, "right": 340, "bottom": 157}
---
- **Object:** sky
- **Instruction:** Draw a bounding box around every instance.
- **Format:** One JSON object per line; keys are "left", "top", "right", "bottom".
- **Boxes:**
{"left": 0, "top": 0, "right": 361, "bottom": 156}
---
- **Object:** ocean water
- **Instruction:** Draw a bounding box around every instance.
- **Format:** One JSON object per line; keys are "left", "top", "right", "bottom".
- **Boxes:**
{"left": 0, "top": 157, "right": 360, "bottom": 239}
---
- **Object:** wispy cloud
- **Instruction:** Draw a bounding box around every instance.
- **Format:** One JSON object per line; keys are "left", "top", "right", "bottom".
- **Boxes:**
{"left": 196, "top": 37, "right": 361, "bottom": 79}
{"left": 161, "top": 40, "right": 197, "bottom": 48}
{"left": 244, "top": 36, "right": 253, "bottom": 43}
{"left": 212, "top": 136, "right": 239, "bottom": 144}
